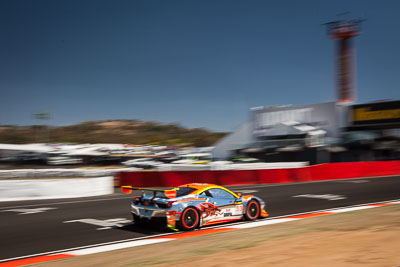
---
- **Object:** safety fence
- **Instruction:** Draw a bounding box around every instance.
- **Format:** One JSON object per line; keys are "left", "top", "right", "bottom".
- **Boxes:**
{"left": 117, "top": 161, "right": 400, "bottom": 187}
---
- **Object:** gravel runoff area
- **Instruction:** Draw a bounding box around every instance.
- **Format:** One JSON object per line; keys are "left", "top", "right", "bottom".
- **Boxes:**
{"left": 32, "top": 204, "right": 400, "bottom": 267}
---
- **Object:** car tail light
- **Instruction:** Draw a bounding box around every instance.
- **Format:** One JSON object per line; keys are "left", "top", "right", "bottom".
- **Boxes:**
{"left": 166, "top": 201, "right": 175, "bottom": 208}
{"left": 133, "top": 197, "right": 141, "bottom": 205}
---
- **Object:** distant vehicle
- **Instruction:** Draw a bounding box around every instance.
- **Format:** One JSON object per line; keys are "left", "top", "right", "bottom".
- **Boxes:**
{"left": 47, "top": 155, "right": 83, "bottom": 165}
{"left": 17, "top": 152, "right": 46, "bottom": 162}
{"left": 122, "top": 158, "right": 162, "bottom": 169}
{"left": 157, "top": 156, "right": 180, "bottom": 164}
{"left": 121, "top": 183, "right": 269, "bottom": 231}
{"left": 110, "top": 150, "right": 129, "bottom": 154}
{"left": 171, "top": 153, "right": 212, "bottom": 164}
{"left": 231, "top": 157, "right": 261, "bottom": 163}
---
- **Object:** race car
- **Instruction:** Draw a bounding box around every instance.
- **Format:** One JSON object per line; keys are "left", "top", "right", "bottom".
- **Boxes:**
{"left": 121, "top": 183, "right": 268, "bottom": 231}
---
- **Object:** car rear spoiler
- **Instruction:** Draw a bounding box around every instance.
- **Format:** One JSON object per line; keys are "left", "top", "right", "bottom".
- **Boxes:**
{"left": 121, "top": 186, "right": 177, "bottom": 198}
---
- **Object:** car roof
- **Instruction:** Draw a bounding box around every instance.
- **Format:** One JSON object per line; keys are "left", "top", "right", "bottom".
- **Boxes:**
{"left": 179, "top": 183, "right": 218, "bottom": 190}
{"left": 178, "top": 183, "right": 239, "bottom": 198}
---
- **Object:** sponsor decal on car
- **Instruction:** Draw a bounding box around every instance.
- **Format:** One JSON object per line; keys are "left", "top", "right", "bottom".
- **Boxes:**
{"left": 197, "top": 202, "right": 222, "bottom": 218}
{"left": 235, "top": 205, "right": 243, "bottom": 213}
{"left": 178, "top": 198, "right": 206, "bottom": 203}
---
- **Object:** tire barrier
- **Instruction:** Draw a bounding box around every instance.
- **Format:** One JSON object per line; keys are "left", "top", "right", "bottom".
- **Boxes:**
{"left": 117, "top": 161, "right": 400, "bottom": 187}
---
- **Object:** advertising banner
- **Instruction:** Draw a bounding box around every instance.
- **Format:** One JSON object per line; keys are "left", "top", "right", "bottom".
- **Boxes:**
{"left": 350, "top": 100, "right": 400, "bottom": 128}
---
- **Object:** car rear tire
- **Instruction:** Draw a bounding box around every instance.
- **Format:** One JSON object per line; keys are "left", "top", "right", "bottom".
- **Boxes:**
{"left": 178, "top": 207, "right": 199, "bottom": 231}
{"left": 244, "top": 200, "right": 260, "bottom": 221}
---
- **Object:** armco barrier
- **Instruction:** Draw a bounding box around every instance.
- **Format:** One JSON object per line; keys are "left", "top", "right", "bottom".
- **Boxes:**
{"left": 117, "top": 161, "right": 400, "bottom": 187}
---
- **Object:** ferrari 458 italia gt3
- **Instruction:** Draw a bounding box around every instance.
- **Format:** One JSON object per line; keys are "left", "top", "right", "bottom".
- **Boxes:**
{"left": 121, "top": 183, "right": 268, "bottom": 231}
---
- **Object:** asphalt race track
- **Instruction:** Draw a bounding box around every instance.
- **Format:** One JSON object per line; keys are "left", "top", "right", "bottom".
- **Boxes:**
{"left": 0, "top": 176, "right": 399, "bottom": 261}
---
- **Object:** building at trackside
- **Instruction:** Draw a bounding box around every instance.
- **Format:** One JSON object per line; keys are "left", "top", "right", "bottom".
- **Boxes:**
{"left": 213, "top": 19, "right": 399, "bottom": 164}
{"left": 212, "top": 100, "right": 400, "bottom": 164}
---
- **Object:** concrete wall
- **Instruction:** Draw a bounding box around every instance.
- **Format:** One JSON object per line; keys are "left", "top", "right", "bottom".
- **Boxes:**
{"left": 0, "top": 176, "right": 113, "bottom": 201}
{"left": 0, "top": 168, "right": 139, "bottom": 179}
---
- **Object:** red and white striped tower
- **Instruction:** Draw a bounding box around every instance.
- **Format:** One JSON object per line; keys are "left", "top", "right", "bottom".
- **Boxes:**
{"left": 325, "top": 19, "right": 364, "bottom": 103}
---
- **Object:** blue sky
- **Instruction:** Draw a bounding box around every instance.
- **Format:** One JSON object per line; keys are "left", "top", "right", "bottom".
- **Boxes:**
{"left": 1, "top": 0, "right": 399, "bottom": 132}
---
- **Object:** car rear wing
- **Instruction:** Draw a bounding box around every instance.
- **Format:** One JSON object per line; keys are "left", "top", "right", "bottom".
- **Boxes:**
{"left": 121, "top": 186, "right": 177, "bottom": 198}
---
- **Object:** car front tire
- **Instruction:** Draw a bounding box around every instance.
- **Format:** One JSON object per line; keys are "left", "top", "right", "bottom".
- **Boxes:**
{"left": 244, "top": 200, "right": 260, "bottom": 221}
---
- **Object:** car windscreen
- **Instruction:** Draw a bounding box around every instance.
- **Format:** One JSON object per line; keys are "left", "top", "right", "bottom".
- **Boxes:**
{"left": 155, "top": 187, "right": 197, "bottom": 198}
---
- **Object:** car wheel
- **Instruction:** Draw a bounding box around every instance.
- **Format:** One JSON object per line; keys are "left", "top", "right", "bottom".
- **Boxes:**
{"left": 178, "top": 207, "right": 199, "bottom": 231}
{"left": 244, "top": 200, "right": 260, "bottom": 221}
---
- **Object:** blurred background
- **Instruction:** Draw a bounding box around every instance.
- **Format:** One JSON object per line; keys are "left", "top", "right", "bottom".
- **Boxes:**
{"left": 1, "top": 1, "right": 400, "bottom": 265}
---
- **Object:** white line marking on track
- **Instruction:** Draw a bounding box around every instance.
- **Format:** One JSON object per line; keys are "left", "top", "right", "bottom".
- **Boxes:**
{"left": 335, "top": 180, "right": 369, "bottom": 183}
{"left": 64, "top": 218, "right": 131, "bottom": 230}
{"left": 0, "top": 196, "right": 132, "bottom": 210}
{"left": 71, "top": 238, "right": 174, "bottom": 255}
{"left": 1, "top": 207, "right": 57, "bottom": 215}
{"left": 292, "top": 194, "right": 346, "bottom": 201}
{"left": 329, "top": 206, "right": 374, "bottom": 213}
{"left": 231, "top": 218, "right": 297, "bottom": 229}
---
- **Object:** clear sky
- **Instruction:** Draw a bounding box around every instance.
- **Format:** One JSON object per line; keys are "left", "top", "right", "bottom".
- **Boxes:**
{"left": 1, "top": 0, "right": 399, "bottom": 132}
